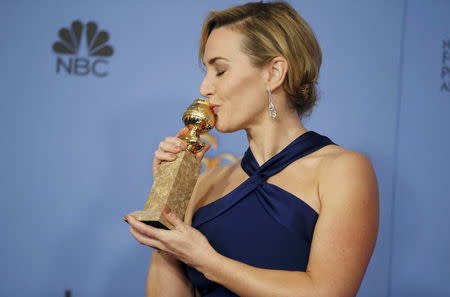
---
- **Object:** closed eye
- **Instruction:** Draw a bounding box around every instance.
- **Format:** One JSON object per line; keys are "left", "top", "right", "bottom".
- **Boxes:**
{"left": 216, "top": 70, "right": 226, "bottom": 77}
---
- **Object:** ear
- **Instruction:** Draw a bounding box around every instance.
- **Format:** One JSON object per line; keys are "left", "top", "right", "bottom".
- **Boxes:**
{"left": 264, "top": 56, "right": 288, "bottom": 92}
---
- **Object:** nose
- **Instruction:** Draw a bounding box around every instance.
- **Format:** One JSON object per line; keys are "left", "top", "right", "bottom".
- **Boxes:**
{"left": 199, "top": 74, "right": 214, "bottom": 98}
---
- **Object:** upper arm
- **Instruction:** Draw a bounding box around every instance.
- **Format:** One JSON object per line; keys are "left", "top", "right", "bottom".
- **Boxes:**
{"left": 307, "top": 151, "right": 379, "bottom": 297}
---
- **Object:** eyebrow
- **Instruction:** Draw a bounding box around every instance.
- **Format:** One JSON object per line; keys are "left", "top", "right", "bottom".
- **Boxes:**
{"left": 203, "top": 56, "right": 230, "bottom": 66}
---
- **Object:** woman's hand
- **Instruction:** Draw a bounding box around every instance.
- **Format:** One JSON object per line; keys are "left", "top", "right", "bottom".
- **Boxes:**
{"left": 128, "top": 128, "right": 214, "bottom": 268}
{"left": 126, "top": 206, "right": 218, "bottom": 270}
{"left": 152, "top": 127, "right": 211, "bottom": 177}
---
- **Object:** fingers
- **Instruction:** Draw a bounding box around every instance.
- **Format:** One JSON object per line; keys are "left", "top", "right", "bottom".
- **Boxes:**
{"left": 152, "top": 127, "right": 212, "bottom": 176}
{"left": 153, "top": 150, "right": 177, "bottom": 176}
{"left": 127, "top": 215, "right": 174, "bottom": 252}
{"left": 127, "top": 215, "right": 166, "bottom": 239}
{"left": 195, "top": 143, "right": 211, "bottom": 161}
{"left": 162, "top": 136, "right": 187, "bottom": 152}
{"left": 176, "top": 127, "right": 189, "bottom": 137}
{"left": 129, "top": 226, "right": 165, "bottom": 251}
{"left": 152, "top": 133, "right": 188, "bottom": 175}
{"left": 154, "top": 150, "right": 176, "bottom": 163}
{"left": 159, "top": 141, "right": 185, "bottom": 154}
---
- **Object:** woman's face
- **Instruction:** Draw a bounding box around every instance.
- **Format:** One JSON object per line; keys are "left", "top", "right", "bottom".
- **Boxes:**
{"left": 200, "top": 26, "right": 268, "bottom": 133}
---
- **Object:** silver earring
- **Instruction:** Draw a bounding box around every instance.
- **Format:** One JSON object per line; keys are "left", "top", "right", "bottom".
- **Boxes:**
{"left": 267, "top": 89, "right": 277, "bottom": 119}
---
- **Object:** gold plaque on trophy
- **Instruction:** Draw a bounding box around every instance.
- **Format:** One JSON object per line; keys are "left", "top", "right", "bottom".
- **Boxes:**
{"left": 124, "top": 99, "right": 215, "bottom": 230}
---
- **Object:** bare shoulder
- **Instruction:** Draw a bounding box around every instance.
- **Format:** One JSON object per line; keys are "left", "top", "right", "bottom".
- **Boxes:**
{"left": 318, "top": 146, "right": 379, "bottom": 205}
{"left": 318, "top": 146, "right": 374, "bottom": 172}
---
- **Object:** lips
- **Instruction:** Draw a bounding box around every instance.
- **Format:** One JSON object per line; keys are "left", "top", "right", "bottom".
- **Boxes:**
{"left": 210, "top": 104, "right": 220, "bottom": 114}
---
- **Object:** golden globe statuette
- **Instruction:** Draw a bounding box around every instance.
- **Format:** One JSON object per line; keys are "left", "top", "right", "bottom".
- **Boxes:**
{"left": 125, "top": 99, "right": 215, "bottom": 230}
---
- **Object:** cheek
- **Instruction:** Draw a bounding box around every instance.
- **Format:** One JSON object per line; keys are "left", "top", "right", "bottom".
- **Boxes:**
{"left": 215, "top": 73, "right": 267, "bottom": 131}
{"left": 220, "top": 71, "right": 265, "bottom": 109}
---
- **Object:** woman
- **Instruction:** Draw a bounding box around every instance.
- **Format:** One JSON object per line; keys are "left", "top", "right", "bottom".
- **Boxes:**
{"left": 125, "top": 1, "right": 379, "bottom": 296}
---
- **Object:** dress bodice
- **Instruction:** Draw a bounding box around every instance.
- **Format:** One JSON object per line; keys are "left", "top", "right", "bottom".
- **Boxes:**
{"left": 183, "top": 130, "right": 337, "bottom": 296}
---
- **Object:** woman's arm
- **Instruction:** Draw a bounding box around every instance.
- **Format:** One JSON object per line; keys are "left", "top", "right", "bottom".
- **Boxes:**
{"left": 145, "top": 167, "right": 214, "bottom": 297}
{"left": 138, "top": 127, "right": 210, "bottom": 297}
{"left": 146, "top": 250, "right": 195, "bottom": 297}
{"left": 194, "top": 151, "right": 379, "bottom": 297}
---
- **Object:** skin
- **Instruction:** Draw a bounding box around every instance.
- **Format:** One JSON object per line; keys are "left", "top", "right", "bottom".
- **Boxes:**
{"left": 126, "top": 26, "right": 379, "bottom": 297}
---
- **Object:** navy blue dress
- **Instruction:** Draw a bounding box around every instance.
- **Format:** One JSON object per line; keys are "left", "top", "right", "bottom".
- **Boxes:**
{"left": 183, "top": 131, "right": 336, "bottom": 296}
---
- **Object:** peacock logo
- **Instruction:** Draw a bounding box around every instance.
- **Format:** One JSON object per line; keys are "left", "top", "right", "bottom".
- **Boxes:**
{"left": 52, "top": 20, "right": 114, "bottom": 77}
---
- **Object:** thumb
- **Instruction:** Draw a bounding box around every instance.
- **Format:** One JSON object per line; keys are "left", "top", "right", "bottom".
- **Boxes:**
{"left": 163, "top": 206, "right": 183, "bottom": 228}
{"left": 196, "top": 143, "right": 211, "bottom": 161}
{"left": 176, "top": 127, "right": 189, "bottom": 137}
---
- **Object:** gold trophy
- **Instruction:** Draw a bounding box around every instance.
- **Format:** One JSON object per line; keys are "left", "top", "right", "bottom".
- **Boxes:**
{"left": 125, "top": 99, "right": 215, "bottom": 230}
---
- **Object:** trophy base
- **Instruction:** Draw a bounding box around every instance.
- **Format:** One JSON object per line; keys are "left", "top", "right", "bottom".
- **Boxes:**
{"left": 124, "top": 210, "right": 173, "bottom": 230}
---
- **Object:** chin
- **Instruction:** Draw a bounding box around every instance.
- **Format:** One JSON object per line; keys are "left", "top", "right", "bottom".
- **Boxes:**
{"left": 214, "top": 120, "right": 243, "bottom": 134}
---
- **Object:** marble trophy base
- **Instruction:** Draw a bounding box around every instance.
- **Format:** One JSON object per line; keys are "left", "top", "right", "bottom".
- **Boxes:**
{"left": 127, "top": 150, "right": 201, "bottom": 230}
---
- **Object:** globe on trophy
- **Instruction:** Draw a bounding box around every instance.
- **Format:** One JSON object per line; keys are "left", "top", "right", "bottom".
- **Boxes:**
{"left": 124, "top": 98, "right": 215, "bottom": 229}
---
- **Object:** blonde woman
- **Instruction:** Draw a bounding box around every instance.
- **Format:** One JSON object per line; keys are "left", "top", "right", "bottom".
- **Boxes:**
{"left": 126, "top": 1, "right": 379, "bottom": 296}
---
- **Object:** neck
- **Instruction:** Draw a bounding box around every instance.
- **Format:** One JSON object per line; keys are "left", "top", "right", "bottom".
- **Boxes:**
{"left": 245, "top": 109, "right": 308, "bottom": 166}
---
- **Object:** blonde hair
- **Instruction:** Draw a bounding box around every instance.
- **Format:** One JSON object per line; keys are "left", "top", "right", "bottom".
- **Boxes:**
{"left": 199, "top": 1, "right": 322, "bottom": 118}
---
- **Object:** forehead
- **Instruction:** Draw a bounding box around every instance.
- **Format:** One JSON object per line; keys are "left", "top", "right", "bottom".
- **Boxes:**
{"left": 203, "top": 27, "right": 244, "bottom": 65}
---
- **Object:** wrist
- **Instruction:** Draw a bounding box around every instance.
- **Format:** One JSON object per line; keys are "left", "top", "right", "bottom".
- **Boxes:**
{"left": 195, "top": 249, "right": 224, "bottom": 281}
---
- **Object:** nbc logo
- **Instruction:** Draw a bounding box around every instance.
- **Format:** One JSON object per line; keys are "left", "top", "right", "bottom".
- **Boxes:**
{"left": 52, "top": 20, "right": 114, "bottom": 77}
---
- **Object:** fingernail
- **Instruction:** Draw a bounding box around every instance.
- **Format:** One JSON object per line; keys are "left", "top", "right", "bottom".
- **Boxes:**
{"left": 164, "top": 205, "right": 172, "bottom": 214}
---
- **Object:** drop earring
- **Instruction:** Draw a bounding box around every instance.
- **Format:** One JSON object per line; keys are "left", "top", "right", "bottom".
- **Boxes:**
{"left": 267, "top": 88, "right": 277, "bottom": 119}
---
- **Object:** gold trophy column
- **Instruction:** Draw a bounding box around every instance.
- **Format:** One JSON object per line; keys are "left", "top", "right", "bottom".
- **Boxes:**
{"left": 125, "top": 99, "right": 215, "bottom": 230}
